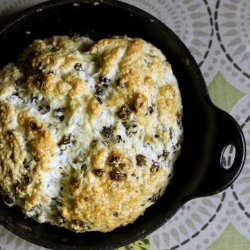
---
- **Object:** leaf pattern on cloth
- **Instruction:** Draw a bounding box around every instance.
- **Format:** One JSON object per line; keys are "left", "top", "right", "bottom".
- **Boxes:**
{"left": 208, "top": 72, "right": 245, "bottom": 112}
{"left": 119, "top": 237, "right": 150, "bottom": 250}
{"left": 208, "top": 224, "right": 250, "bottom": 250}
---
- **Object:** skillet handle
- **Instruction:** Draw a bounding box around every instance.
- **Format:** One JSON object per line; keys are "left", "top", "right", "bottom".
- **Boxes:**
{"left": 196, "top": 109, "right": 246, "bottom": 197}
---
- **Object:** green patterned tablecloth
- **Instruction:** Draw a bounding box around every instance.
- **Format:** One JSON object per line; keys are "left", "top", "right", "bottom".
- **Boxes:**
{"left": 0, "top": 0, "right": 249, "bottom": 249}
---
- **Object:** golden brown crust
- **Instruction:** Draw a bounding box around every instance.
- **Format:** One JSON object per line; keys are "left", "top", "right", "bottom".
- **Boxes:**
{"left": 87, "top": 97, "right": 102, "bottom": 117}
{"left": 157, "top": 84, "right": 180, "bottom": 124}
{"left": 0, "top": 104, "right": 53, "bottom": 211}
{"left": 133, "top": 92, "right": 148, "bottom": 115}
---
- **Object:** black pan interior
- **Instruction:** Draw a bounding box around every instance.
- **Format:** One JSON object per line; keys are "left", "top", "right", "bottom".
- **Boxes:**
{"left": 0, "top": 0, "right": 221, "bottom": 249}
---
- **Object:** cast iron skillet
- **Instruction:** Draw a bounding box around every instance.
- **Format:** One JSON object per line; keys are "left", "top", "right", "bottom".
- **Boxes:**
{"left": 0, "top": 0, "right": 246, "bottom": 249}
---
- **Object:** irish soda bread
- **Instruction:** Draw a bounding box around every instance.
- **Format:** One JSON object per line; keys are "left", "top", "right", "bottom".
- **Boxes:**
{"left": 0, "top": 36, "right": 183, "bottom": 232}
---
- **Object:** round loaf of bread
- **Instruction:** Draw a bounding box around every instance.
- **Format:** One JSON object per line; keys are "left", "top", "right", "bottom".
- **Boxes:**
{"left": 0, "top": 36, "right": 183, "bottom": 232}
